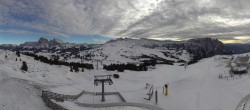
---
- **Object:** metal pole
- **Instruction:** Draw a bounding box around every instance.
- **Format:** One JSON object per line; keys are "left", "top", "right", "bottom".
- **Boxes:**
{"left": 96, "top": 60, "right": 99, "bottom": 70}
{"left": 163, "top": 86, "right": 164, "bottom": 94}
{"left": 101, "top": 81, "right": 105, "bottom": 102}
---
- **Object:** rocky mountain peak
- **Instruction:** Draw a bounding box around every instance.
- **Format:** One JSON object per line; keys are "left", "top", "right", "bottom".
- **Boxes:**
{"left": 37, "top": 37, "right": 49, "bottom": 47}
{"left": 38, "top": 37, "right": 48, "bottom": 43}
{"left": 187, "top": 38, "right": 224, "bottom": 54}
{"left": 50, "top": 38, "right": 65, "bottom": 46}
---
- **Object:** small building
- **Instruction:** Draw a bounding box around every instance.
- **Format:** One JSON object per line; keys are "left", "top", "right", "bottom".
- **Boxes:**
{"left": 236, "top": 56, "right": 250, "bottom": 69}
{"left": 231, "top": 56, "right": 250, "bottom": 74}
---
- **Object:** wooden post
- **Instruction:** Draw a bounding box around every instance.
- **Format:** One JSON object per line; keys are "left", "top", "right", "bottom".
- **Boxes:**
{"left": 165, "top": 83, "right": 168, "bottom": 96}
{"left": 42, "top": 90, "right": 44, "bottom": 98}
{"left": 155, "top": 90, "right": 158, "bottom": 104}
{"left": 184, "top": 62, "right": 188, "bottom": 70}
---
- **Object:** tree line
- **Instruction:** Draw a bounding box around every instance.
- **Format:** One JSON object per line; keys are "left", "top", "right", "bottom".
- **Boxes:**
{"left": 21, "top": 52, "right": 94, "bottom": 70}
{"left": 103, "top": 63, "right": 149, "bottom": 72}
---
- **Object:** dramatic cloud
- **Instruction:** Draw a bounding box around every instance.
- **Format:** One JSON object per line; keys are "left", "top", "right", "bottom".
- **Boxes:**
{"left": 0, "top": 0, "right": 250, "bottom": 43}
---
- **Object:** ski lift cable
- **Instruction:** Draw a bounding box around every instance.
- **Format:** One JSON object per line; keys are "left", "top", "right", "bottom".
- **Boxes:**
{"left": 112, "top": 80, "right": 119, "bottom": 93}
{"left": 69, "top": 85, "right": 82, "bottom": 91}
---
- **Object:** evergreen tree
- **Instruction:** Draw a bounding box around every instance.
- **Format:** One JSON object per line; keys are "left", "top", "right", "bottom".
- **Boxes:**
{"left": 21, "top": 61, "right": 28, "bottom": 71}
{"left": 34, "top": 55, "right": 39, "bottom": 60}
{"left": 70, "top": 66, "right": 73, "bottom": 72}
{"left": 73, "top": 66, "right": 79, "bottom": 72}
{"left": 16, "top": 51, "right": 20, "bottom": 57}
{"left": 81, "top": 67, "right": 84, "bottom": 72}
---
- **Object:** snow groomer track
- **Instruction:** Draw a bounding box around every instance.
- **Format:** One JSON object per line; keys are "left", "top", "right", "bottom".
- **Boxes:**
{"left": 41, "top": 90, "right": 164, "bottom": 110}
{"left": 235, "top": 94, "right": 250, "bottom": 110}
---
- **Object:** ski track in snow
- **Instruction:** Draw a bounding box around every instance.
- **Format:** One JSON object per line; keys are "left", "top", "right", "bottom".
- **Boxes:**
{"left": 195, "top": 58, "right": 213, "bottom": 110}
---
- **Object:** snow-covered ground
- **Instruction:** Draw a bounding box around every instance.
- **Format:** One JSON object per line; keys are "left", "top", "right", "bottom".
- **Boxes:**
{"left": 1, "top": 49, "right": 250, "bottom": 110}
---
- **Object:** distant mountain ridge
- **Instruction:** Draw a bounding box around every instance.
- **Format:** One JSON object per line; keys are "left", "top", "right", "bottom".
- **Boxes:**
{"left": 20, "top": 37, "right": 71, "bottom": 49}
{"left": 1, "top": 37, "right": 250, "bottom": 65}
{"left": 107, "top": 37, "right": 225, "bottom": 57}
{"left": 0, "top": 37, "right": 100, "bottom": 51}
{"left": 224, "top": 43, "right": 250, "bottom": 54}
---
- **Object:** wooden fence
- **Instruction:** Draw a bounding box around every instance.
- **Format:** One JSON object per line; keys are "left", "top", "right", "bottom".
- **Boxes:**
{"left": 41, "top": 90, "right": 85, "bottom": 110}
{"left": 42, "top": 95, "right": 68, "bottom": 110}
{"left": 144, "top": 86, "right": 154, "bottom": 100}
{"left": 95, "top": 92, "right": 126, "bottom": 102}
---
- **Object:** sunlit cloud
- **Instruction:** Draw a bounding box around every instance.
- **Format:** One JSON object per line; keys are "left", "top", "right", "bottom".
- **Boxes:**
{"left": 206, "top": 16, "right": 250, "bottom": 27}
{"left": 234, "top": 36, "right": 250, "bottom": 40}
{"left": 220, "top": 39, "right": 244, "bottom": 44}
{"left": 220, "top": 36, "right": 250, "bottom": 44}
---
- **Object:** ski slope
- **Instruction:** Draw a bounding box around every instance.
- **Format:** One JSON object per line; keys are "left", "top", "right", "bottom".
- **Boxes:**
{"left": 0, "top": 49, "right": 250, "bottom": 110}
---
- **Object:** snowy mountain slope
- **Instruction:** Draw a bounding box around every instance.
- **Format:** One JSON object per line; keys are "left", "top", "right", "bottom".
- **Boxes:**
{"left": 0, "top": 50, "right": 49, "bottom": 110}
{"left": 0, "top": 37, "right": 227, "bottom": 73}
{"left": 25, "top": 38, "right": 191, "bottom": 68}
{"left": 1, "top": 37, "right": 225, "bottom": 67}
{"left": 80, "top": 38, "right": 224, "bottom": 65}
{"left": 1, "top": 49, "right": 250, "bottom": 110}
{"left": 82, "top": 39, "right": 189, "bottom": 64}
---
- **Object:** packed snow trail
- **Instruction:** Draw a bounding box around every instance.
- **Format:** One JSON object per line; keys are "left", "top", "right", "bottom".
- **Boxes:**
{"left": 235, "top": 94, "right": 250, "bottom": 110}
{"left": 187, "top": 58, "right": 232, "bottom": 110}
{"left": 195, "top": 58, "right": 213, "bottom": 110}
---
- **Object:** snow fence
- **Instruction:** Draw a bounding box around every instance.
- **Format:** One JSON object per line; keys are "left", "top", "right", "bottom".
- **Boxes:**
{"left": 42, "top": 90, "right": 85, "bottom": 110}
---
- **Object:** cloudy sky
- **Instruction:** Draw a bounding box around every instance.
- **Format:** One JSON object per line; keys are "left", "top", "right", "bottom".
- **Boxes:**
{"left": 0, "top": 0, "right": 250, "bottom": 44}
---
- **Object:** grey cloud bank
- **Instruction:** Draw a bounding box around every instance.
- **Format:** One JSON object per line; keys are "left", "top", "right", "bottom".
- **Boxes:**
{"left": 0, "top": 0, "right": 250, "bottom": 43}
